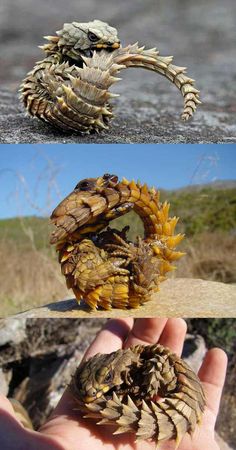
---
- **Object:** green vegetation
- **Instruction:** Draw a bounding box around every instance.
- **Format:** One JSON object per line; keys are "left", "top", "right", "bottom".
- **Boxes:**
{"left": 167, "top": 187, "right": 236, "bottom": 236}
{"left": 0, "top": 216, "right": 51, "bottom": 250}
{"left": 187, "top": 319, "right": 236, "bottom": 357}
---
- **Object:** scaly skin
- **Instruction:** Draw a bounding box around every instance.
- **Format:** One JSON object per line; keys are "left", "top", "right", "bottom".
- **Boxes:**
{"left": 20, "top": 20, "right": 200, "bottom": 133}
{"left": 70, "top": 343, "right": 206, "bottom": 446}
{"left": 50, "top": 174, "right": 184, "bottom": 310}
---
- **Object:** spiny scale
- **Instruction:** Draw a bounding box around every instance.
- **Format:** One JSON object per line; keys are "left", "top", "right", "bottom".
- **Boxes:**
{"left": 20, "top": 20, "right": 200, "bottom": 133}
{"left": 50, "top": 174, "right": 185, "bottom": 310}
{"left": 70, "top": 343, "right": 206, "bottom": 446}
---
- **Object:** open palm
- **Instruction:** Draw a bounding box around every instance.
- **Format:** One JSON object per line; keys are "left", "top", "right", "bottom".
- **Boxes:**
{"left": 0, "top": 318, "right": 227, "bottom": 450}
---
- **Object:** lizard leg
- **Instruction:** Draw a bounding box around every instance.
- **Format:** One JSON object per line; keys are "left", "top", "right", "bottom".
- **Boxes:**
{"left": 104, "top": 202, "right": 134, "bottom": 221}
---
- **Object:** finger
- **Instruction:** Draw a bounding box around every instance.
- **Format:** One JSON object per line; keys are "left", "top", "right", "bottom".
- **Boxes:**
{"left": 0, "top": 394, "right": 16, "bottom": 416}
{"left": 198, "top": 348, "right": 227, "bottom": 418}
{"left": 84, "top": 318, "right": 133, "bottom": 359}
{"left": 158, "top": 318, "right": 187, "bottom": 355}
{"left": 124, "top": 318, "right": 168, "bottom": 348}
{"left": 0, "top": 396, "right": 60, "bottom": 450}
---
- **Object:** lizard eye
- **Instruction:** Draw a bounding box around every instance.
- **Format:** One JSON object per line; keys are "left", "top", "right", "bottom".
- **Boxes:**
{"left": 104, "top": 371, "right": 113, "bottom": 383}
{"left": 88, "top": 31, "right": 99, "bottom": 42}
{"left": 103, "top": 173, "right": 112, "bottom": 180}
{"left": 75, "top": 180, "right": 90, "bottom": 191}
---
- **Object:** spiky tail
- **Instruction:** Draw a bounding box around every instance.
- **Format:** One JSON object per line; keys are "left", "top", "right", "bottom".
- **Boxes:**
{"left": 112, "top": 43, "right": 201, "bottom": 120}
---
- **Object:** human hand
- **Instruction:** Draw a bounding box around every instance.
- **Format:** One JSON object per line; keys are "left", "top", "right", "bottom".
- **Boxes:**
{"left": 0, "top": 318, "right": 228, "bottom": 450}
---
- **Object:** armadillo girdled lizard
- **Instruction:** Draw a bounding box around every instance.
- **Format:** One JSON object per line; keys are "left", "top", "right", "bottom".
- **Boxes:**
{"left": 50, "top": 174, "right": 184, "bottom": 310}
{"left": 70, "top": 343, "right": 205, "bottom": 446}
{"left": 20, "top": 20, "right": 200, "bottom": 134}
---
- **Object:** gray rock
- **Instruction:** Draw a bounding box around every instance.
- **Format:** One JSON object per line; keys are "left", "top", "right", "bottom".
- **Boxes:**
{"left": 0, "top": 318, "right": 104, "bottom": 428}
{"left": 0, "top": 0, "right": 236, "bottom": 143}
{"left": 183, "top": 334, "right": 207, "bottom": 372}
{"left": 0, "top": 368, "right": 12, "bottom": 396}
{"left": 0, "top": 318, "right": 27, "bottom": 346}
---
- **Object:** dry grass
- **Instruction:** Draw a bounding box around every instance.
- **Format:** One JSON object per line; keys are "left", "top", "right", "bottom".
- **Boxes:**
{"left": 176, "top": 231, "right": 236, "bottom": 283}
{"left": 0, "top": 240, "right": 68, "bottom": 317}
{"left": 0, "top": 231, "right": 235, "bottom": 317}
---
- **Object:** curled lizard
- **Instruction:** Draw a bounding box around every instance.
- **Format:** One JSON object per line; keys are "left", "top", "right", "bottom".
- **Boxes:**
{"left": 70, "top": 343, "right": 206, "bottom": 446}
{"left": 50, "top": 174, "right": 184, "bottom": 310}
{"left": 20, "top": 20, "right": 200, "bottom": 133}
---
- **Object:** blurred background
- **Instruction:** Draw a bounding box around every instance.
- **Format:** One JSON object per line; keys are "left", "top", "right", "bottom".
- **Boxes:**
{"left": 0, "top": 144, "right": 235, "bottom": 316}
{"left": 0, "top": 0, "right": 236, "bottom": 142}
{"left": 1, "top": 0, "right": 236, "bottom": 89}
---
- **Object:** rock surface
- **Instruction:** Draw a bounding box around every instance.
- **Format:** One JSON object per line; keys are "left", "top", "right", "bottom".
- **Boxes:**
{"left": 0, "top": 0, "right": 236, "bottom": 143}
{"left": 0, "top": 317, "right": 27, "bottom": 345}
{"left": 216, "top": 435, "right": 234, "bottom": 450}
{"left": 0, "top": 319, "right": 104, "bottom": 427}
{"left": 183, "top": 334, "right": 207, "bottom": 372}
{"left": 12, "top": 278, "right": 236, "bottom": 318}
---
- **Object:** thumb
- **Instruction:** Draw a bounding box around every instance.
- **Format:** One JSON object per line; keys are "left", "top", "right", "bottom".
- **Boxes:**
{"left": 0, "top": 394, "right": 29, "bottom": 449}
{"left": 0, "top": 394, "right": 18, "bottom": 416}
{"left": 0, "top": 394, "right": 64, "bottom": 450}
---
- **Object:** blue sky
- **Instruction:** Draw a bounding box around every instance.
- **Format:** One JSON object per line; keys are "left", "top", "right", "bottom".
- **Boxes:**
{"left": 0, "top": 144, "right": 235, "bottom": 219}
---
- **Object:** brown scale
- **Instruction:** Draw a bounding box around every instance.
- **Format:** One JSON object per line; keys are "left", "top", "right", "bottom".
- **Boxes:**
{"left": 70, "top": 343, "right": 206, "bottom": 446}
{"left": 50, "top": 174, "right": 184, "bottom": 310}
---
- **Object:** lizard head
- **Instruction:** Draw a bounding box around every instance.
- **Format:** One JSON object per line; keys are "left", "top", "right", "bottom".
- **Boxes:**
{"left": 73, "top": 173, "right": 118, "bottom": 192}
{"left": 43, "top": 20, "right": 120, "bottom": 62}
{"left": 71, "top": 348, "right": 137, "bottom": 403}
{"left": 50, "top": 174, "right": 119, "bottom": 245}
